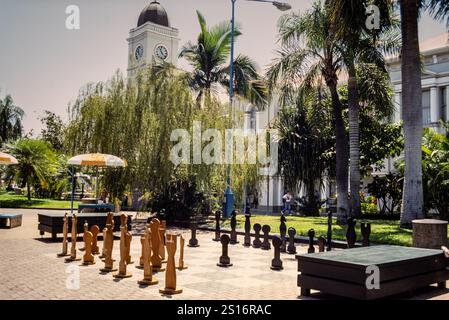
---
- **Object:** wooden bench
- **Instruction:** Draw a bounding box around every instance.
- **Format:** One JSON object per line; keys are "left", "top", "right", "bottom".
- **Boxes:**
{"left": 0, "top": 214, "right": 23, "bottom": 228}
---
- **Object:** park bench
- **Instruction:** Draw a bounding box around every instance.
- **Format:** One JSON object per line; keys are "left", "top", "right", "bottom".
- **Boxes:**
{"left": 0, "top": 213, "right": 23, "bottom": 228}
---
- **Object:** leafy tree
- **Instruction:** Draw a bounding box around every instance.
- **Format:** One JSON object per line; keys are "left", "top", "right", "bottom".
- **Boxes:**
{"left": 367, "top": 173, "right": 403, "bottom": 215}
{"left": 40, "top": 111, "right": 65, "bottom": 151}
{"left": 0, "top": 93, "right": 24, "bottom": 145}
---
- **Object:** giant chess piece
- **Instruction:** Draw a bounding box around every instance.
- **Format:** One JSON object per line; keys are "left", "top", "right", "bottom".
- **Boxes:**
{"left": 177, "top": 235, "right": 188, "bottom": 270}
{"left": 150, "top": 219, "right": 165, "bottom": 272}
{"left": 91, "top": 225, "right": 100, "bottom": 255}
{"left": 138, "top": 227, "right": 158, "bottom": 286}
{"left": 213, "top": 211, "right": 221, "bottom": 241}
{"left": 159, "top": 234, "right": 183, "bottom": 295}
{"left": 261, "top": 225, "right": 271, "bottom": 250}
{"left": 271, "top": 236, "right": 283, "bottom": 271}
{"left": 100, "top": 222, "right": 117, "bottom": 272}
{"left": 307, "top": 229, "right": 315, "bottom": 254}
{"left": 327, "top": 211, "right": 332, "bottom": 251}
{"left": 188, "top": 220, "right": 199, "bottom": 247}
{"left": 125, "top": 221, "right": 133, "bottom": 265}
{"left": 100, "top": 213, "right": 114, "bottom": 259}
{"left": 287, "top": 227, "right": 297, "bottom": 254}
{"left": 243, "top": 213, "right": 251, "bottom": 247}
{"left": 361, "top": 223, "right": 371, "bottom": 247}
{"left": 136, "top": 235, "right": 145, "bottom": 270}
{"left": 252, "top": 223, "right": 262, "bottom": 248}
{"left": 317, "top": 236, "right": 326, "bottom": 252}
{"left": 159, "top": 220, "right": 167, "bottom": 263}
{"left": 65, "top": 214, "right": 81, "bottom": 262}
{"left": 280, "top": 214, "right": 287, "bottom": 253}
{"left": 82, "top": 222, "right": 95, "bottom": 265}
{"left": 57, "top": 213, "right": 70, "bottom": 257}
{"left": 78, "top": 221, "right": 89, "bottom": 252}
{"left": 217, "top": 234, "right": 232, "bottom": 267}
{"left": 346, "top": 217, "right": 357, "bottom": 248}
{"left": 113, "top": 214, "right": 132, "bottom": 278}
{"left": 230, "top": 210, "right": 239, "bottom": 244}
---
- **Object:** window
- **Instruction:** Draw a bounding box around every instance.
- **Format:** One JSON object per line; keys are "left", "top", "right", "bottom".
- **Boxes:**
{"left": 443, "top": 87, "right": 447, "bottom": 122}
{"left": 250, "top": 108, "right": 257, "bottom": 130}
{"left": 422, "top": 90, "right": 431, "bottom": 125}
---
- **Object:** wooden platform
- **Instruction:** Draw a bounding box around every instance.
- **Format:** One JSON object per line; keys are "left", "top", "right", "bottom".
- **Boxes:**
{"left": 296, "top": 245, "right": 449, "bottom": 300}
{"left": 38, "top": 212, "right": 132, "bottom": 240}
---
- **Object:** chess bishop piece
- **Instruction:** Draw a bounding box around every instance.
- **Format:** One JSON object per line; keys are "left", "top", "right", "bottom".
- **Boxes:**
{"left": 150, "top": 219, "right": 166, "bottom": 272}
{"left": 65, "top": 214, "right": 81, "bottom": 262}
{"left": 82, "top": 222, "right": 95, "bottom": 265}
{"left": 57, "top": 213, "right": 70, "bottom": 257}
{"left": 217, "top": 234, "right": 232, "bottom": 267}
{"left": 159, "top": 234, "right": 183, "bottom": 295}
{"left": 287, "top": 227, "right": 297, "bottom": 254}
{"left": 138, "top": 227, "right": 158, "bottom": 286}
{"left": 271, "top": 236, "right": 283, "bottom": 270}
{"left": 113, "top": 214, "right": 132, "bottom": 278}
{"left": 212, "top": 211, "right": 221, "bottom": 241}
{"left": 100, "top": 222, "right": 117, "bottom": 272}
{"left": 177, "top": 235, "right": 188, "bottom": 270}
{"left": 252, "top": 223, "right": 262, "bottom": 248}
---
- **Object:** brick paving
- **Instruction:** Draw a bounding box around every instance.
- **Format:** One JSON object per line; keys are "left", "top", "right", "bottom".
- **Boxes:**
{"left": 0, "top": 208, "right": 448, "bottom": 300}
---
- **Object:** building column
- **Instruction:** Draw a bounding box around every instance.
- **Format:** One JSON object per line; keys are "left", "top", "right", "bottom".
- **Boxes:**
{"left": 446, "top": 86, "right": 449, "bottom": 122}
{"left": 394, "top": 92, "right": 401, "bottom": 123}
{"left": 430, "top": 86, "right": 440, "bottom": 124}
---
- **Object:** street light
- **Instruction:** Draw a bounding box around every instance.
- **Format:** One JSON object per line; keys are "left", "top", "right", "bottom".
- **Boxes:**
{"left": 223, "top": 0, "right": 291, "bottom": 218}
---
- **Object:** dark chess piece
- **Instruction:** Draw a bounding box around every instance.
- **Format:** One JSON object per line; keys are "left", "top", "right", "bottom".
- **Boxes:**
{"left": 346, "top": 217, "right": 357, "bottom": 248}
{"left": 243, "top": 213, "right": 251, "bottom": 247}
{"left": 188, "top": 221, "right": 199, "bottom": 248}
{"left": 271, "top": 236, "right": 283, "bottom": 271}
{"left": 230, "top": 210, "right": 239, "bottom": 244}
{"left": 327, "top": 211, "right": 333, "bottom": 251}
{"left": 287, "top": 227, "right": 296, "bottom": 254}
{"left": 307, "top": 229, "right": 315, "bottom": 254}
{"left": 261, "top": 225, "right": 271, "bottom": 250}
{"left": 217, "top": 234, "right": 232, "bottom": 267}
{"left": 252, "top": 223, "right": 262, "bottom": 248}
{"left": 361, "top": 223, "right": 371, "bottom": 247}
{"left": 317, "top": 236, "right": 326, "bottom": 252}
{"left": 280, "top": 214, "right": 287, "bottom": 253}
{"left": 212, "top": 211, "right": 221, "bottom": 242}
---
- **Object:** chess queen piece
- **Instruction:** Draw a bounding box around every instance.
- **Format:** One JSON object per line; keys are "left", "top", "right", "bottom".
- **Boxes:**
{"left": 213, "top": 211, "right": 221, "bottom": 241}
{"left": 113, "top": 214, "right": 132, "bottom": 278}
{"left": 271, "top": 236, "right": 283, "bottom": 270}
{"left": 252, "top": 223, "right": 262, "bottom": 248}
{"left": 57, "top": 213, "right": 70, "bottom": 257}
{"left": 90, "top": 225, "right": 100, "bottom": 255}
{"left": 150, "top": 219, "right": 165, "bottom": 272}
{"left": 138, "top": 227, "right": 158, "bottom": 286}
{"left": 217, "top": 234, "right": 232, "bottom": 267}
{"left": 177, "top": 235, "right": 188, "bottom": 270}
{"left": 346, "top": 217, "right": 357, "bottom": 248}
{"left": 65, "top": 214, "right": 81, "bottom": 262}
{"left": 261, "top": 225, "right": 271, "bottom": 250}
{"left": 243, "top": 213, "right": 251, "bottom": 247}
{"left": 100, "top": 222, "right": 117, "bottom": 272}
{"left": 230, "top": 210, "right": 239, "bottom": 244}
{"left": 159, "top": 234, "right": 183, "bottom": 295}
{"left": 287, "top": 227, "right": 297, "bottom": 254}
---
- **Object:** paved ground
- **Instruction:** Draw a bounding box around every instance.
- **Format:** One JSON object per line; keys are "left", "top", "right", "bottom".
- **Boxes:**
{"left": 1, "top": 208, "right": 449, "bottom": 300}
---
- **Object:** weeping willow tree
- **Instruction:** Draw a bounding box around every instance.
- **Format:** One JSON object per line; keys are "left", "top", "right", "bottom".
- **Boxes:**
{"left": 64, "top": 65, "right": 259, "bottom": 213}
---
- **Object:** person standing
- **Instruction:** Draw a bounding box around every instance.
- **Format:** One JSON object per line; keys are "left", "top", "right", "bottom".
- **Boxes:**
{"left": 283, "top": 191, "right": 293, "bottom": 215}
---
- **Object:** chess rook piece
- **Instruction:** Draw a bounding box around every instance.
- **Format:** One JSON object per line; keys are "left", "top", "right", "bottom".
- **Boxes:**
{"left": 100, "top": 222, "right": 117, "bottom": 272}
{"left": 136, "top": 235, "right": 145, "bottom": 269}
{"left": 327, "top": 211, "right": 332, "bottom": 251}
{"left": 113, "top": 214, "right": 132, "bottom": 278}
{"left": 307, "top": 229, "right": 315, "bottom": 254}
{"left": 361, "top": 223, "right": 371, "bottom": 247}
{"left": 138, "top": 227, "right": 158, "bottom": 286}
{"left": 65, "top": 214, "right": 81, "bottom": 262}
{"left": 177, "top": 235, "right": 188, "bottom": 270}
{"left": 280, "top": 214, "right": 287, "bottom": 253}
{"left": 317, "top": 236, "right": 326, "bottom": 252}
{"left": 230, "top": 210, "right": 239, "bottom": 244}
{"left": 82, "top": 223, "right": 95, "bottom": 265}
{"left": 346, "top": 217, "right": 357, "bottom": 249}
{"left": 217, "top": 234, "right": 232, "bottom": 267}
{"left": 261, "top": 225, "right": 271, "bottom": 250}
{"left": 271, "top": 236, "right": 283, "bottom": 270}
{"left": 90, "top": 225, "right": 100, "bottom": 255}
{"left": 252, "top": 223, "right": 262, "bottom": 248}
{"left": 212, "top": 211, "right": 221, "bottom": 241}
{"left": 57, "top": 213, "right": 70, "bottom": 257}
{"left": 287, "top": 227, "right": 297, "bottom": 254}
{"left": 188, "top": 221, "right": 199, "bottom": 247}
{"left": 150, "top": 219, "right": 165, "bottom": 272}
{"left": 159, "top": 221, "right": 167, "bottom": 262}
{"left": 243, "top": 213, "right": 251, "bottom": 247}
{"left": 100, "top": 213, "right": 114, "bottom": 259}
{"left": 159, "top": 234, "right": 183, "bottom": 295}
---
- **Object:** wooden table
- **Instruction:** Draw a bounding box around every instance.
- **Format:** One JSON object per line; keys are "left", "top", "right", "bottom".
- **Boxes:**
{"left": 77, "top": 203, "right": 115, "bottom": 213}
{"left": 297, "top": 245, "right": 449, "bottom": 300}
{"left": 0, "top": 214, "right": 22, "bottom": 228}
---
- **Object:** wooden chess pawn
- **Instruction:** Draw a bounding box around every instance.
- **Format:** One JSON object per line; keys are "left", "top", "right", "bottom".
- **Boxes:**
{"left": 159, "top": 221, "right": 167, "bottom": 263}
{"left": 82, "top": 226, "right": 95, "bottom": 265}
{"left": 57, "top": 213, "right": 70, "bottom": 257}
{"left": 252, "top": 223, "right": 262, "bottom": 248}
{"left": 317, "top": 236, "right": 326, "bottom": 252}
{"left": 91, "top": 225, "right": 100, "bottom": 255}
{"left": 261, "top": 225, "right": 271, "bottom": 250}
{"left": 307, "top": 229, "right": 315, "bottom": 254}
{"left": 65, "top": 214, "right": 81, "bottom": 262}
{"left": 177, "top": 235, "right": 188, "bottom": 270}
{"left": 100, "top": 222, "right": 117, "bottom": 272}
{"left": 150, "top": 219, "right": 165, "bottom": 272}
{"left": 113, "top": 214, "right": 132, "bottom": 278}
{"left": 159, "top": 234, "right": 183, "bottom": 295}
{"left": 138, "top": 227, "right": 158, "bottom": 286}
{"left": 212, "top": 211, "right": 221, "bottom": 241}
{"left": 217, "top": 234, "right": 232, "bottom": 267}
{"left": 136, "top": 235, "right": 145, "bottom": 270}
{"left": 271, "top": 236, "right": 283, "bottom": 271}
{"left": 287, "top": 227, "right": 297, "bottom": 254}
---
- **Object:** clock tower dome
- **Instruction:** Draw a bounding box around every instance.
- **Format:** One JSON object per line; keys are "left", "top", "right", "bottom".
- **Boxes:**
{"left": 127, "top": 1, "right": 179, "bottom": 77}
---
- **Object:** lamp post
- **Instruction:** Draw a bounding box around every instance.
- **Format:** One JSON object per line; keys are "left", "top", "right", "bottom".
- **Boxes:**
{"left": 224, "top": 0, "right": 291, "bottom": 218}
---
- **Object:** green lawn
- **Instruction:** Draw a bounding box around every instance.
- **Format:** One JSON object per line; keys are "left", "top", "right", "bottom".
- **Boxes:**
{"left": 0, "top": 192, "right": 80, "bottom": 209}
{"left": 213, "top": 215, "right": 416, "bottom": 247}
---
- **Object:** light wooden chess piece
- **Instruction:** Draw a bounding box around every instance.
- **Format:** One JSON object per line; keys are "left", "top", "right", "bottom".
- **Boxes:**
{"left": 65, "top": 214, "right": 81, "bottom": 262}
{"left": 57, "top": 213, "right": 70, "bottom": 257}
{"left": 91, "top": 225, "right": 100, "bottom": 255}
{"left": 136, "top": 235, "right": 145, "bottom": 269}
{"left": 138, "top": 227, "right": 158, "bottom": 286}
{"left": 113, "top": 214, "right": 132, "bottom": 278}
{"left": 125, "top": 225, "right": 133, "bottom": 265}
{"left": 100, "top": 213, "right": 114, "bottom": 259}
{"left": 177, "top": 235, "right": 188, "bottom": 270}
{"left": 159, "top": 234, "right": 182, "bottom": 295}
{"left": 160, "top": 221, "right": 167, "bottom": 263}
{"left": 100, "top": 222, "right": 117, "bottom": 272}
{"left": 82, "top": 224, "right": 95, "bottom": 265}
{"left": 150, "top": 218, "right": 165, "bottom": 272}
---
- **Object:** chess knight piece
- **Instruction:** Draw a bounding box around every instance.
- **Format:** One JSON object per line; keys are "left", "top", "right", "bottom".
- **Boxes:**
{"left": 113, "top": 214, "right": 132, "bottom": 278}
{"left": 138, "top": 227, "right": 158, "bottom": 286}
{"left": 82, "top": 222, "right": 95, "bottom": 265}
{"left": 90, "top": 225, "right": 100, "bottom": 255}
{"left": 57, "top": 213, "right": 70, "bottom": 257}
{"left": 159, "top": 234, "right": 183, "bottom": 295}
{"left": 65, "top": 214, "right": 81, "bottom": 262}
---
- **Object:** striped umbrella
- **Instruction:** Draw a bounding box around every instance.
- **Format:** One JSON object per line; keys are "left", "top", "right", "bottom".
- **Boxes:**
{"left": 0, "top": 152, "right": 18, "bottom": 165}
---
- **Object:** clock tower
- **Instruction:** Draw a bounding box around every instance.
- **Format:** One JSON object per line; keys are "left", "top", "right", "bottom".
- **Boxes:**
{"left": 127, "top": 1, "right": 179, "bottom": 77}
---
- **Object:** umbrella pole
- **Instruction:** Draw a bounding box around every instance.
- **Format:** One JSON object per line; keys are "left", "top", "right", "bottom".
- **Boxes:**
{"left": 96, "top": 166, "right": 99, "bottom": 202}
{"left": 70, "top": 165, "right": 74, "bottom": 215}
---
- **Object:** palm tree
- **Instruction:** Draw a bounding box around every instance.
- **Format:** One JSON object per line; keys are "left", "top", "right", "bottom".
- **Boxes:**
{"left": 8, "top": 139, "right": 56, "bottom": 201}
{"left": 267, "top": 1, "right": 350, "bottom": 223}
{"left": 179, "top": 11, "right": 267, "bottom": 108}
{"left": 0, "top": 94, "right": 24, "bottom": 145}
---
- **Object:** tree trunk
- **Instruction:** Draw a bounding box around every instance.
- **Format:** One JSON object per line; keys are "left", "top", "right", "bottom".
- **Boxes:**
{"left": 328, "top": 82, "right": 350, "bottom": 224}
{"left": 27, "top": 183, "right": 31, "bottom": 201}
{"left": 348, "top": 66, "right": 361, "bottom": 218}
{"left": 399, "top": 0, "right": 424, "bottom": 228}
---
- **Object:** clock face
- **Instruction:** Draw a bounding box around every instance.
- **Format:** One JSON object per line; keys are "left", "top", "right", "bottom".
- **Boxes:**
{"left": 155, "top": 45, "right": 169, "bottom": 61}
{"left": 135, "top": 45, "right": 144, "bottom": 61}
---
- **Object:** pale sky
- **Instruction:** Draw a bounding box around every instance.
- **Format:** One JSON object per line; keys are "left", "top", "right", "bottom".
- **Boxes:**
{"left": 0, "top": 0, "right": 447, "bottom": 133}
